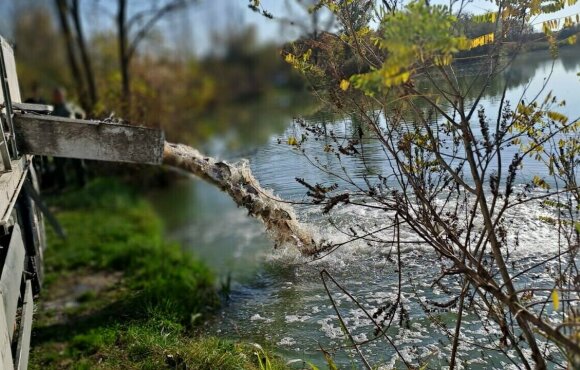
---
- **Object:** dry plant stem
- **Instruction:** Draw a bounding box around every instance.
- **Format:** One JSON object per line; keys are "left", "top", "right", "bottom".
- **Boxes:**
{"left": 320, "top": 270, "right": 373, "bottom": 370}
{"left": 459, "top": 116, "right": 546, "bottom": 369}
{"left": 162, "top": 142, "right": 317, "bottom": 254}
{"left": 449, "top": 282, "right": 468, "bottom": 370}
{"left": 320, "top": 269, "right": 413, "bottom": 369}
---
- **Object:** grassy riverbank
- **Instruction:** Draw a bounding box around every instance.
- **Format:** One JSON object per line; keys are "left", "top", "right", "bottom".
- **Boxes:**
{"left": 29, "top": 179, "right": 288, "bottom": 370}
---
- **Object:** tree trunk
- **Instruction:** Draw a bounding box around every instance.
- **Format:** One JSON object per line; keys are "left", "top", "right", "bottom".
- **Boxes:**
{"left": 71, "top": 0, "right": 97, "bottom": 115}
{"left": 54, "top": 0, "right": 87, "bottom": 110}
{"left": 117, "top": 0, "right": 130, "bottom": 116}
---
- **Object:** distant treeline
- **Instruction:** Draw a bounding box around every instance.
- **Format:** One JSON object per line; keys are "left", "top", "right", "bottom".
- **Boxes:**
{"left": 283, "top": 13, "right": 580, "bottom": 86}
{"left": 10, "top": 5, "right": 305, "bottom": 143}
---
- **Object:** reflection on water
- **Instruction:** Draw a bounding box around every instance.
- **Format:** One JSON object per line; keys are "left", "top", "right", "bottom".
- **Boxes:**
{"left": 149, "top": 47, "right": 580, "bottom": 368}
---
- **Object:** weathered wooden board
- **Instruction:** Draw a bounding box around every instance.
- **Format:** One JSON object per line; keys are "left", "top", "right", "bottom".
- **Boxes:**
{"left": 12, "top": 102, "right": 52, "bottom": 114}
{"left": 0, "top": 36, "right": 21, "bottom": 104}
{"left": 14, "top": 280, "right": 32, "bottom": 370}
{"left": 0, "top": 294, "right": 14, "bottom": 370}
{"left": 0, "top": 157, "right": 28, "bottom": 226}
{"left": 13, "top": 114, "right": 165, "bottom": 165}
{"left": 0, "top": 223, "right": 25, "bottom": 340}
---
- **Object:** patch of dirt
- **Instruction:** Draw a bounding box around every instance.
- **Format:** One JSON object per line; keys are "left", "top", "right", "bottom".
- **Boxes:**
{"left": 40, "top": 270, "right": 123, "bottom": 321}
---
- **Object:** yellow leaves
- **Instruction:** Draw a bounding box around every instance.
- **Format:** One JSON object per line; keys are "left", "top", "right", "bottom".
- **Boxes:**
{"left": 284, "top": 53, "right": 296, "bottom": 64}
{"left": 559, "top": 138, "right": 566, "bottom": 149}
{"left": 552, "top": 289, "right": 560, "bottom": 310}
{"left": 285, "top": 50, "right": 312, "bottom": 64}
{"left": 322, "top": 0, "right": 340, "bottom": 13}
{"left": 530, "top": 0, "right": 542, "bottom": 15}
{"left": 547, "top": 110, "right": 569, "bottom": 124}
{"left": 542, "top": 18, "right": 567, "bottom": 33}
{"left": 380, "top": 69, "right": 411, "bottom": 87}
{"left": 567, "top": 35, "right": 577, "bottom": 45}
{"left": 501, "top": 7, "right": 514, "bottom": 18}
{"left": 340, "top": 79, "right": 350, "bottom": 91}
{"left": 287, "top": 136, "right": 298, "bottom": 146}
{"left": 542, "top": 0, "right": 567, "bottom": 13}
{"left": 450, "top": 32, "right": 495, "bottom": 51}
{"left": 472, "top": 12, "right": 497, "bottom": 24}
{"left": 283, "top": 49, "right": 322, "bottom": 76}
{"left": 547, "top": 33, "right": 559, "bottom": 58}
{"left": 357, "top": 26, "right": 371, "bottom": 37}
{"left": 517, "top": 101, "right": 536, "bottom": 116}
{"left": 533, "top": 175, "right": 551, "bottom": 190}
{"left": 467, "top": 33, "right": 495, "bottom": 49}
{"left": 434, "top": 54, "right": 453, "bottom": 66}
{"left": 456, "top": 36, "right": 471, "bottom": 50}
{"left": 370, "top": 36, "right": 382, "bottom": 47}
{"left": 563, "top": 15, "right": 577, "bottom": 28}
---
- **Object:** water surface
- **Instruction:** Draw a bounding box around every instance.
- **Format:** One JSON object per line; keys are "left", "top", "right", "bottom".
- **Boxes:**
{"left": 150, "top": 47, "right": 580, "bottom": 369}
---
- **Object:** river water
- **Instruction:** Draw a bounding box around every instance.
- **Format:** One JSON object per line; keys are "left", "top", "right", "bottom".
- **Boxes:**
{"left": 150, "top": 47, "right": 580, "bottom": 369}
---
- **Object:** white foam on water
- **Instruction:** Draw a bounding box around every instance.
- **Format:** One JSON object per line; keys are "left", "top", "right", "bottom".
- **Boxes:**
{"left": 317, "top": 317, "right": 346, "bottom": 340}
{"left": 250, "top": 314, "right": 273, "bottom": 323}
{"left": 277, "top": 337, "right": 297, "bottom": 346}
{"left": 284, "top": 314, "right": 311, "bottom": 323}
{"left": 265, "top": 186, "right": 573, "bottom": 270}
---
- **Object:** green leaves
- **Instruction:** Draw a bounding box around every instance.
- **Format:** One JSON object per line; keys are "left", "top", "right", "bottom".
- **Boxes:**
{"left": 350, "top": 0, "right": 467, "bottom": 92}
{"left": 348, "top": 0, "right": 497, "bottom": 93}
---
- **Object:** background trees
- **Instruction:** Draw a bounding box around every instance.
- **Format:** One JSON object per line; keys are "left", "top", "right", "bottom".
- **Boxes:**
{"left": 2, "top": 0, "right": 304, "bottom": 143}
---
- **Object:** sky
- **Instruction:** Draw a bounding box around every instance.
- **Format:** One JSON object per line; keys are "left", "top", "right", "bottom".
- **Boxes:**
{"left": 0, "top": 0, "right": 579, "bottom": 55}
{"left": 161, "top": 0, "right": 329, "bottom": 56}
{"left": 166, "top": 0, "right": 580, "bottom": 55}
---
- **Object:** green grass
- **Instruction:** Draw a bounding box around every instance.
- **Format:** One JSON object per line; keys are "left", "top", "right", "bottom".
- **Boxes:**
{"left": 29, "top": 178, "right": 289, "bottom": 370}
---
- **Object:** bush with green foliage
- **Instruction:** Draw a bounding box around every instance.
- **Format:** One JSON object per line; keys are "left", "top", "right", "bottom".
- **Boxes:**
{"left": 30, "top": 179, "right": 288, "bottom": 370}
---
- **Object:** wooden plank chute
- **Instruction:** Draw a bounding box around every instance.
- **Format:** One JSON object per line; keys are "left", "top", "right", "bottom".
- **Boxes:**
{"left": 13, "top": 114, "right": 165, "bottom": 165}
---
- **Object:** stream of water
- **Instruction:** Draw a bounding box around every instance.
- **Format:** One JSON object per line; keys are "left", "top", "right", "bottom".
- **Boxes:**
{"left": 150, "top": 47, "right": 580, "bottom": 369}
